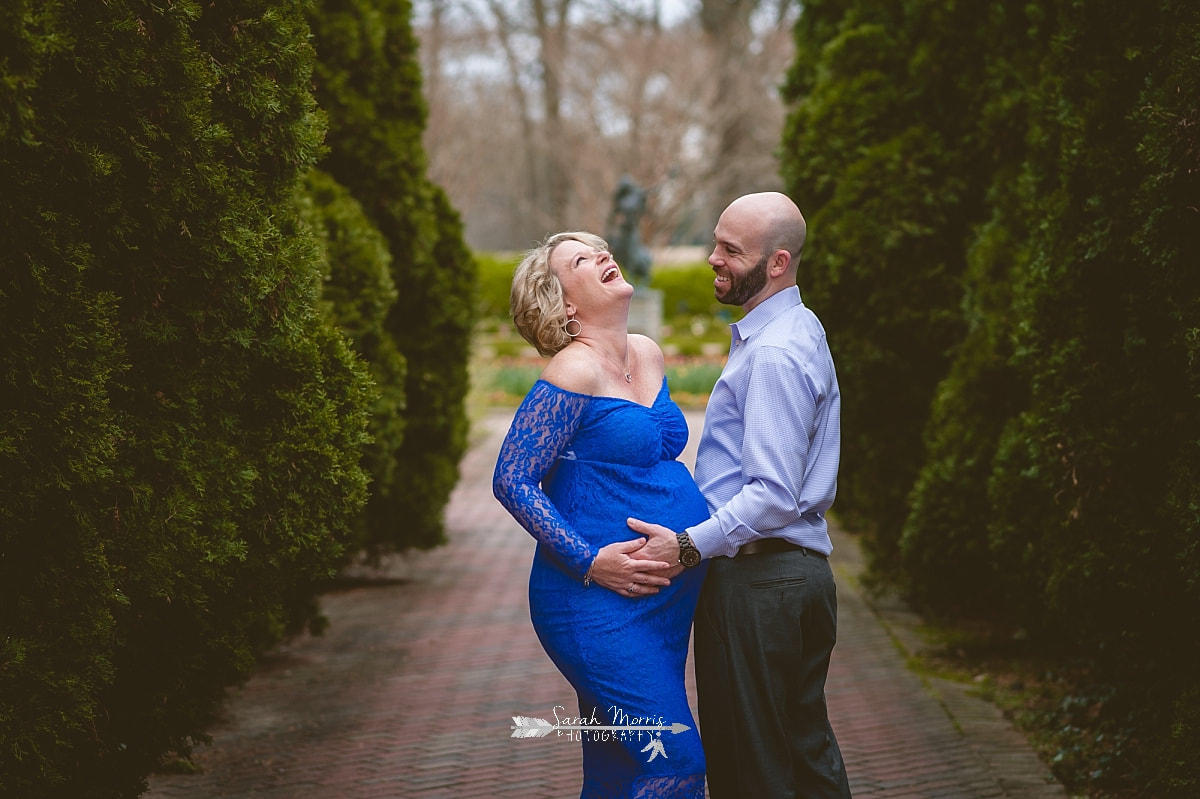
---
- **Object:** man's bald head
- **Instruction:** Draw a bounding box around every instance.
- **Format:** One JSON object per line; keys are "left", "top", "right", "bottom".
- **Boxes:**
{"left": 709, "top": 192, "right": 809, "bottom": 311}
{"left": 721, "top": 192, "right": 807, "bottom": 277}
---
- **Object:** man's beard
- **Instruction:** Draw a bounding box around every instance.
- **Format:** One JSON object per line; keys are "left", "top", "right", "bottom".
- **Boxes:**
{"left": 717, "top": 252, "right": 769, "bottom": 307}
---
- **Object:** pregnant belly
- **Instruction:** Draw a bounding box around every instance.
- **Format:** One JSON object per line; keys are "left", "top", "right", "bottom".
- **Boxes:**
{"left": 545, "top": 460, "right": 709, "bottom": 550}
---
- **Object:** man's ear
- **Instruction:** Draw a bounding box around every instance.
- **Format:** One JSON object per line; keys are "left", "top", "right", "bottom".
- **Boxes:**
{"left": 770, "top": 250, "right": 791, "bottom": 277}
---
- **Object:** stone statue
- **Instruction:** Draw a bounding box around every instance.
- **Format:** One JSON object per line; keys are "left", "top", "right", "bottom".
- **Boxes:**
{"left": 606, "top": 175, "right": 653, "bottom": 285}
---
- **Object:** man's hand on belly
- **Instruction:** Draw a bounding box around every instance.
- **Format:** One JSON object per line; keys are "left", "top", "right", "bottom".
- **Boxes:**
{"left": 626, "top": 518, "right": 685, "bottom": 579}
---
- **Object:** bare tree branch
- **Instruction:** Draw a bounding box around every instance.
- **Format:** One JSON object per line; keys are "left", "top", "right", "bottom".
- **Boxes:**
{"left": 415, "top": 0, "right": 794, "bottom": 249}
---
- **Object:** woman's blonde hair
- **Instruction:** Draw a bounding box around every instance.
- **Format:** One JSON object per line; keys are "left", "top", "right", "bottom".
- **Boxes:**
{"left": 511, "top": 231, "right": 608, "bottom": 357}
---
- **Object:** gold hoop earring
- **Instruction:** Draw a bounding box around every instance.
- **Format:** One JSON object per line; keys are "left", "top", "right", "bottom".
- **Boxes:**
{"left": 564, "top": 317, "right": 582, "bottom": 338}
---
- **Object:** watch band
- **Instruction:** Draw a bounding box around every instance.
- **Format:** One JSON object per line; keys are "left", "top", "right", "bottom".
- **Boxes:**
{"left": 677, "top": 531, "right": 701, "bottom": 568}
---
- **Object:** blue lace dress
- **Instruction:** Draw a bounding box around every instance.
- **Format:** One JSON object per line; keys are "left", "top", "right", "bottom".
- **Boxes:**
{"left": 494, "top": 378, "right": 710, "bottom": 799}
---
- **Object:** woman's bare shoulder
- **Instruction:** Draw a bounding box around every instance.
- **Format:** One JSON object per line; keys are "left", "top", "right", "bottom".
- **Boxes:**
{"left": 629, "top": 334, "right": 666, "bottom": 369}
{"left": 539, "top": 346, "right": 601, "bottom": 396}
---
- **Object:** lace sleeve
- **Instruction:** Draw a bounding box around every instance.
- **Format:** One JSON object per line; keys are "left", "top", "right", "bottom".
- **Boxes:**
{"left": 492, "top": 380, "right": 595, "bottom": 580}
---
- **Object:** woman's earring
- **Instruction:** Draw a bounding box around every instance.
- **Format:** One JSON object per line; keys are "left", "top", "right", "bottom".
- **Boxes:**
{"left": 564, "top": 317, "right": 582, "bottom": 338}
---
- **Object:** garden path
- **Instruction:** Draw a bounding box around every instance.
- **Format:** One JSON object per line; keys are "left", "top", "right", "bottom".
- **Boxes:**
{"left": 146, "top": 409, "right": 1065, "bottom": 798}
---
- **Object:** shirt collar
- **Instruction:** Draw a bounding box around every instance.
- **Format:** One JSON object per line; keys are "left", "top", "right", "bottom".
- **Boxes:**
{"left": 729, "top": 285, "right": 802, "bottom": 343}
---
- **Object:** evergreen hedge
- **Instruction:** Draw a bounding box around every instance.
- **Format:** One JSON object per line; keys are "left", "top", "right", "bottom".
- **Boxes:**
{"left": 308, "top": 0, "right": 476, "bottom": 551}
{"left": 1, "top": 1, "right": 371, "bottom": 796}
{"left": 781, "top": 0, "right": 981, "bottom": 568}
{"left": 298, "top": 168, "right": 407, "bottom": 551}
{"left": 784, "top": 0, "right": 1200, "bottom": 792}
{"left": 982, "top": 4, "right": 1200, "bottom": 792}
{"left": 897, "top": 2, "right": 1048, "bottom": 615}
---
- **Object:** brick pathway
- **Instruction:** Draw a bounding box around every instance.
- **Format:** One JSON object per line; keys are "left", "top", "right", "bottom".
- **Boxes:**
{"left": 146, "top": 410, "right": 1065, "bottom": 798}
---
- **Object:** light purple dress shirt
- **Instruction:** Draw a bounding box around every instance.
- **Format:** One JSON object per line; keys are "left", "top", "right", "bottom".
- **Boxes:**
{"left": 686, "top": 286, "right": 841, "bottom": 558}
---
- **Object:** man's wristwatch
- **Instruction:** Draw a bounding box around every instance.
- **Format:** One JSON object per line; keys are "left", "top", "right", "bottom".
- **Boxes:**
{"left": 677, "top": 532, "right": 702, "bottom": 568}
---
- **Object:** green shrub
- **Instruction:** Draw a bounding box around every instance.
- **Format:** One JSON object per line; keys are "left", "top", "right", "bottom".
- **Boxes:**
{"left": 985, "top": 4, "right": 1200, "bottom": 792}
{"left": 785, "top": 0, "right": 1200, "bottom": 792}
{"left": 477, "top": 250, "right": 520, "bottom": 318}
{"left": 0, "top": 2, "right": 371, "bottom": 796}
{"left": 0, "top": 252, "right": 125, "bottom": 798}
{"left": 898, "top": 198, "right": 1029, "bottom": 616}
{"left": 898, "top": 4, "right": 1046, "bottom": 615}
{"left": 650, "top": 263, "right": 739, "bottom": 322}
{"left": 491, "top": 338, "right": 536, "bottom": 358}
{"left": 477, "top": 257, "right": 732, "bottom": 334}
{"left": 309, "top": 0, "right": 476, "bottom": 551}
{"left": 298, "top": 169, "right": 407, "bottom": 552}
{"left": 781, "top": 4, "right": 981, "bottom": 567}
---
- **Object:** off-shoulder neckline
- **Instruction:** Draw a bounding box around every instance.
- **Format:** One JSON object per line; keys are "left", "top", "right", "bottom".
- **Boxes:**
{"left": 533, "top": 376, "right": 669, "bottom": 410}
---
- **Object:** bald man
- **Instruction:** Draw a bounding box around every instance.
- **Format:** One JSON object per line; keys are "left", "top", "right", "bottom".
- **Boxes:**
{"left": 629, "top": 192, "right": 851, "bottom": 797}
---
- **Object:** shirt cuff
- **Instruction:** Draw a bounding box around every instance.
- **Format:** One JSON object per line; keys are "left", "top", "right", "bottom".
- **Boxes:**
{"left": 686, "top": 517, "right": 735, "bottom": 560}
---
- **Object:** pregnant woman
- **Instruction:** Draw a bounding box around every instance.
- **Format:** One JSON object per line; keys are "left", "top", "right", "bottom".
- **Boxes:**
{"left": 494, "top": 232, "right": 709, "bottom": 798}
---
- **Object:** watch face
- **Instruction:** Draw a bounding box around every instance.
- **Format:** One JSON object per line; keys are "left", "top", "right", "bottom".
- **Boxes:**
{"left": 681, "top": 549, "right": 701, "bottom": 568}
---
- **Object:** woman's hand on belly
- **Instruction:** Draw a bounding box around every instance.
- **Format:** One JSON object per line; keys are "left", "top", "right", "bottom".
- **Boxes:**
{"left": 587, "top": 538, "right": 675, "bottom": 599}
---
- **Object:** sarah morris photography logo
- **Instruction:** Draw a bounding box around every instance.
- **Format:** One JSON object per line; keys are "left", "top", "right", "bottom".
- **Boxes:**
{"left": 510, "top": 705, "right": 691, "bottom": 763}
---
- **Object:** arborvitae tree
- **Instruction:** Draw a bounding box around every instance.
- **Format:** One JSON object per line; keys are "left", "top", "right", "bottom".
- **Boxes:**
{"left": 308, "top": 0, "right": 476, "bottom": 551}
{"left": 988, "top": 0, "right": 1192, "bottom": 656}
{"left": 785, "top": 1, "right": 1198, "bottom": 788}
{"left": 1, "top": 7, "right": 124, "bottom": 795}
{"left": 781, "top": 0, "right": 991, "bottom": 571}
{"left": 897, "top": 3, "right": 1048, "bottom": 614}
{"left": 1133, "top": 9, "right": 1200, "bottom": 794}
{"left": 298, "top": 169, "right": 408, "bottom": 551}
{"left": 984, "top": 2, "right": 1200, "bottom": 792}
{"left": 1, "top": 1, "right": 371, "bottom": 795}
